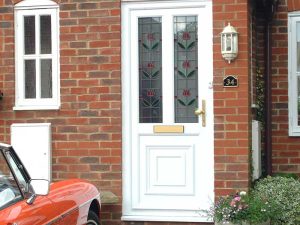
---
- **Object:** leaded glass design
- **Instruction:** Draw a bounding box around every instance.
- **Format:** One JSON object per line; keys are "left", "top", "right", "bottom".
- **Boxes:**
{"left": 174, "top": 16, "right": 198, "bottom": 123}
{"left": 138, "top": 17, "right": 162, "bottom": 123}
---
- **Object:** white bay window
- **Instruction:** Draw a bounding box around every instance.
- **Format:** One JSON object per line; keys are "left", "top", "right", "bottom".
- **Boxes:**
{"left": 14, "top": 0, "right": 59, "bottom": 110}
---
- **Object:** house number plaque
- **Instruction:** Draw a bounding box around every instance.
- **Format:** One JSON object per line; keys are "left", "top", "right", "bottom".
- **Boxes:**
{"left": 223, "top": 75, "right": 238, "bottom": 87}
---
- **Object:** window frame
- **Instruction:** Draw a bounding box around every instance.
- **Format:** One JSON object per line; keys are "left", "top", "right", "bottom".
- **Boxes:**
{"left": 14, "top": 0, "right": 60, "bottom": 110}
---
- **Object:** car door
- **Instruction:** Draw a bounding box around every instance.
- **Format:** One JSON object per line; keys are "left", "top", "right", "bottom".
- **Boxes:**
{"left": 0, "top": 149, "right": 61, "bottom": 225}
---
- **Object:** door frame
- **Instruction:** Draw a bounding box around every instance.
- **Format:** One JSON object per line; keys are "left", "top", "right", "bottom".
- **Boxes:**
{"left": 121, "top": 0, "right": 214, "bottom": 222}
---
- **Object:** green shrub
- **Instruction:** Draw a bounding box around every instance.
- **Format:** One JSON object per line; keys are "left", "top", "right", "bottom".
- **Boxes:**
{"left": 273, "top": 172, "right": 299, "bottom": 180}
{"left": 253, "top": 176, "right": 300, "bottom": 225}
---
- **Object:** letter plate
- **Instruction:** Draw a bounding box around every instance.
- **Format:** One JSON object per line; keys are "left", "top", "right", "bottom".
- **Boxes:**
{"left": 153, "top": 125, "right": 184, "bottom": 133}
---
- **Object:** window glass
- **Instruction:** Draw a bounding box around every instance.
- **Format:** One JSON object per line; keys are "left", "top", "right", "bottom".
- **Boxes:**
{"left": 40, "top": 15, "right": 52, "bottom": 54}
{"left": 0, "top": 152, "right": 22, "bottom": 209}
{"left": 297, "top": 22, "right": 300, "bottom": 126}
{"left": 297, "top": 22, "right": 300, "bottom": 72}
{"left": 25, "top": 60, "right": 36, "bottom": 99}
{"left": 24, "top": 16, "right": 35, "bottom": 55}
{"left": 4, "top": 152, "right": 27, "bottom": 194}
{"left": 41, "top": 59, "right": 53, "bottom": 98}
{"left": 298, "top": 77, "right": 300, "bottom": 126}
{"left": 174, "top": 16, "right": 198, "bottom": 123}
{"left": 138, "top": 17, "right": 163, "bottom": 123}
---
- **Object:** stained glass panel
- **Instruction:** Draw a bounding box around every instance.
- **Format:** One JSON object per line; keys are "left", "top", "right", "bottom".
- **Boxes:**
{"left": 174, "top": 16, "right": 198, "bottom": 123}
{"left": 138, "top": 17, "right": 162, "bottom": 123}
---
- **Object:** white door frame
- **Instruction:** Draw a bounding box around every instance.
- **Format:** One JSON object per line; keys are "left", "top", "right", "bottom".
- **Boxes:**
{"left": 122, "top": 0, "right": 214, "bottom": 222}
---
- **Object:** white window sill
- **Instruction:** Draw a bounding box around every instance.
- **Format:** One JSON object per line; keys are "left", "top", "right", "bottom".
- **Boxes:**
{"left": 13, "top": 105, "right": 60, "bottom": 111}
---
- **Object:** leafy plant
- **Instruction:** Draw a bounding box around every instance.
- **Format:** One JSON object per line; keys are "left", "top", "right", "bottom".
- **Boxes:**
{"left": 273, "top": 172, "right": 299, "bottom": 179}
{"left": 256, "top": 68, "right": 265, "bottom": 123}
{"left": 253, "top": 176, "right": 300, "bottom": 225}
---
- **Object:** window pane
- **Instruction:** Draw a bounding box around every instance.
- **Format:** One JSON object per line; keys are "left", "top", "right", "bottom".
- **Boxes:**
{"left": 138, "top": 17, "right": 162, "bottom": 123}
{"left": 298, "top": 77, "right": 300, "bottom": 126}
{"left": 5, "top": 152, "right": 28, "bottom": 194}
{"left": 174, "top": 16, "right": 198, "bottom": 123}
{"left": 25, "top": 60, "right": 36, "bottom": 99}
{"left": 0, "top": 152, "right": 22, "bottom": 209}
{"left": 24, "top": 16, "right": 35, "bottom": 55}
{"left": 40, "top": 15, "right": 52, "bottom": 54}
{"left": 41, "top": 59, "right": 52, "bottom": 98}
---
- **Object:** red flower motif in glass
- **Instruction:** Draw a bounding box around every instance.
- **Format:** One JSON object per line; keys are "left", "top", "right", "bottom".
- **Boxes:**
{"left": 147, "top": 33, "right": 155, "bottom": 41}
{"left": 182, "top": 60, "right": 190, "bottom": 69}
{"left": 182, "top": 89, "right": 191, "bottom": 97}
{"left": 147, "top": 62, "right": 155, "bottom": 69}
{"left": 182, "top": 32, "right": 191, "bottom": 40}
{"left": 147, "top": 90, "right": 155, "bottom": 97}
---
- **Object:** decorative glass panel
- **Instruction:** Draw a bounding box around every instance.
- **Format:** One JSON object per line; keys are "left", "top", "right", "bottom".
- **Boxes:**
{"left": 41, "top": 59, "right": 52, "bottom": 98}
{"left": 297, "top": 23, "right": 300, "bottom": 125}
{"left": 174, "top": 16, "right": 198, "bottom": 123}
{"left": 24, "top": 16, "right": 35, "bottom": 55}
{"left": 298, "top": 77, "right": 300, "bottom": 126}
{"left": 40, "top": 15, "right": 52, "bottom": 54}
{"left": 138, "top": 17, "right": 162, "bottom": 123}
{"left": 25, "top": 60, "right": 36, "bottom": 99}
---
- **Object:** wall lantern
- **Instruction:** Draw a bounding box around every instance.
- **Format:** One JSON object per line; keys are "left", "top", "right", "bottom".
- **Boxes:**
{"left": 221, "top": 23, "right": 238, "bottom": 63}
{"left": 0, "top": 91, "right": 3, "bottom": 101}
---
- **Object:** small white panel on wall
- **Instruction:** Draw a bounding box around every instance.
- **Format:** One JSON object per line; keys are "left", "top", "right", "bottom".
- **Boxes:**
{"left": 11, "top": 123, "right": 52, "bottom": 181}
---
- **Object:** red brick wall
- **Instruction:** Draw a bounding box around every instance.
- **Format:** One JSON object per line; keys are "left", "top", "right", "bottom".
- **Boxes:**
{"left": 287, "top": 0, "right": 300, "bottom": 11}
{"left": 213, "top": 0, "right": 251, "bottom": 196}
{"left": 271, "top": 0, "right": 300, "bottom": 175}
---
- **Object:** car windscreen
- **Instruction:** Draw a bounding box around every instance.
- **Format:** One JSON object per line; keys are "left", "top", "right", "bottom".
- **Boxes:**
{"left": 0, "top": 151, "right": 23, "bottom": 210}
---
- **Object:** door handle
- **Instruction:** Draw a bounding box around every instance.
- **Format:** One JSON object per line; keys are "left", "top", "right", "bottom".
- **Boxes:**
{"left": 195, "top": 100, "right": 206, "bottom": 127}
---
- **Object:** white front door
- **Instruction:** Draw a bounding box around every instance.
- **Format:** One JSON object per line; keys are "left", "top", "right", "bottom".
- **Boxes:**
{"left": 122, "top": 1, "right": 214, "bottom": 222}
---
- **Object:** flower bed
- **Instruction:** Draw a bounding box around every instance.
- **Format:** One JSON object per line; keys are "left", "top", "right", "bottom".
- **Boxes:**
{"left": 204, "top": 191, "right": 273, "bottom": 225}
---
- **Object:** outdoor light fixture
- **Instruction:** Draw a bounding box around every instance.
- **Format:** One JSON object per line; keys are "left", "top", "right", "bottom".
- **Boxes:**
{"left": 221, "top": 23, "right": 238, "bottom": 63}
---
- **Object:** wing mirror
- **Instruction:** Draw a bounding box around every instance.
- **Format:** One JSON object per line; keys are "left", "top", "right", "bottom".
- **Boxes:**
{"left": 26, "top": 179, "right": 49, "bottom": 205}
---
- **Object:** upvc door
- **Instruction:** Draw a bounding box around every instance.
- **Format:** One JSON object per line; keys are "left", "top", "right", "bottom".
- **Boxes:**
{"left": 122, "top": 1, "right": 214, "bottom": 222}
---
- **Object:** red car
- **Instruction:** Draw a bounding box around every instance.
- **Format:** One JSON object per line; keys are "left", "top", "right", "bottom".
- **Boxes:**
{"left": 0, "top": 143, "right": 101, "bottom": 225}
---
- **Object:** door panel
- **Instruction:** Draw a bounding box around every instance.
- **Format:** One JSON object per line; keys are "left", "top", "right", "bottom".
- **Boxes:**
{"left": 122, "top": 1, "right": 213, "bottom": 222}
{"left": 139, "top": 136, "right": 195, "bottom": 198}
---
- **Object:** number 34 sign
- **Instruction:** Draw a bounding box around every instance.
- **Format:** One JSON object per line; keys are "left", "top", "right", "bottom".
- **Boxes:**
{"left": 223, "top": 75, "right": 238, "bottom": 87}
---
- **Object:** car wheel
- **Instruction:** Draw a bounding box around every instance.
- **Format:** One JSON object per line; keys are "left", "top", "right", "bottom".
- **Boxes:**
{"left": 87, "top": 210, "right": 100, "bottom": 225}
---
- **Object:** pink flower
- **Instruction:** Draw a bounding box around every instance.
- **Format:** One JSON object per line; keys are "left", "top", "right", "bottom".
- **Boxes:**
{"left": 182, "top": 32, "right": 191, "bottom": 40}
{"left": 182, "top": 60, "right": 190, "bottom": 69}
{"left": 234, "top": 196, "right": 241, "bottom": 202}
{"left": 230, "top": 199, "right": 236, "bottom": 207}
